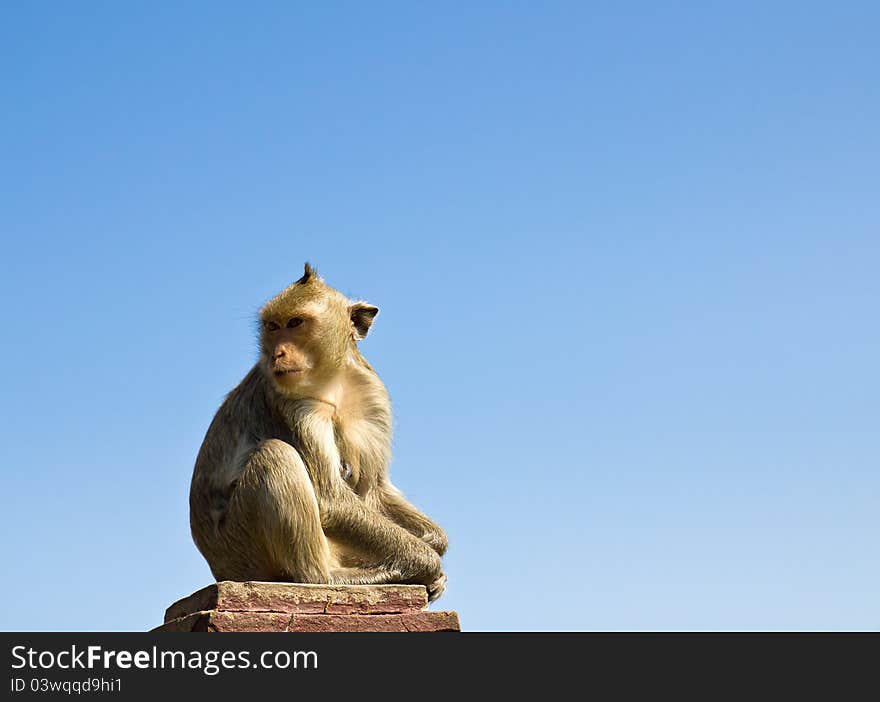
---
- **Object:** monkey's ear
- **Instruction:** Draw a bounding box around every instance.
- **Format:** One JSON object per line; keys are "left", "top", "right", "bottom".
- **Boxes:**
{"left": 296, "top": 262, "right": 318, "bottom": 285}
{"left": 350, "top": 302, "right": 379, "bottom": 340}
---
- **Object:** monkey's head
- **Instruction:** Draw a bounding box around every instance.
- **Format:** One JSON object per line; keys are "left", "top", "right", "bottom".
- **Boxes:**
{"left": 258, "top": 263, "right": 379, "bottom": 396}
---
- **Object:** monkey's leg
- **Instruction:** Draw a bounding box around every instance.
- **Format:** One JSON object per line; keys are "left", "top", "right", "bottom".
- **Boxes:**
{"left": 324, "top": 538, "right": 403, "bottom": 585}
{"left": 217, "top": 439, "right": 332, "bottom": 583}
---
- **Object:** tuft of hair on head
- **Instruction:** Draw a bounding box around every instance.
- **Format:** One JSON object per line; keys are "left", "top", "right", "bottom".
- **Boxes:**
{"left": 295, "top": 262, "right": 319, "bottom": 286}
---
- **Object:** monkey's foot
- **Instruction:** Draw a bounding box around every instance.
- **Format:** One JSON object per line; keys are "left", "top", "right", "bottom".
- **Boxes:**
{"left": 426, "top": 573, "right": 447, "bottom": 602}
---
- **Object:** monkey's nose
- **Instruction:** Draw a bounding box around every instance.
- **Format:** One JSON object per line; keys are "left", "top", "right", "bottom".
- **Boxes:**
{"left": 273, "top": 348, "right": 286, "bottom": 361}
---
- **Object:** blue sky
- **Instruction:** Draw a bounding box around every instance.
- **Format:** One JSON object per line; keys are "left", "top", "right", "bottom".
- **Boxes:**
{"left": 1, "top": 2, "right": 877, "bottom": 631}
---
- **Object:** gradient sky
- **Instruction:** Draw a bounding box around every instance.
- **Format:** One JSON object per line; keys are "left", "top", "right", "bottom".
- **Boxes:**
{"left": 1, "top": 2, "right": 878, "bottom": 631}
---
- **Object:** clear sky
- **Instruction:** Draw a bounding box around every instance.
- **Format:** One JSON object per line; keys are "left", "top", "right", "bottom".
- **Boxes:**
{"left": 1, "top": 3, "right": 877, "bottom": 631}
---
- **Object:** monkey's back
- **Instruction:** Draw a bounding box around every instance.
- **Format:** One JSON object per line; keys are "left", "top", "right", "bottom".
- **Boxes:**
{"left": 188, "top": 365, "right": 285, "bottom": 555}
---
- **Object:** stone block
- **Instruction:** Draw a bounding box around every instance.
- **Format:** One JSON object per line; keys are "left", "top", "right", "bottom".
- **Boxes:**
{"left": 154, "top": 582, "right": 460, "bottom": 632}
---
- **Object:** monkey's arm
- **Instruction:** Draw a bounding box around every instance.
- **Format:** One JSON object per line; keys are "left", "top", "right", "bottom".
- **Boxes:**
{"left": 373, "top": 482, "right": 448, "bottom": 556}
{"left": 316, "top": 483, "right": 442, "bottom": 584}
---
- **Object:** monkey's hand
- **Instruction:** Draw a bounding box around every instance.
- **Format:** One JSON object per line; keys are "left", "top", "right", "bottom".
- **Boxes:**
{"left": 426, "top": 573, "right": 447, "bottom": 602}
{"left": 421, "top": 529, "right": 448, "bottom": 556}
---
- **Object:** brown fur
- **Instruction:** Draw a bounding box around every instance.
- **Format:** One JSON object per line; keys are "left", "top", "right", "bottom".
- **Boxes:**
{"left": 189, "top": 264, "right": 448, "bottom": 600}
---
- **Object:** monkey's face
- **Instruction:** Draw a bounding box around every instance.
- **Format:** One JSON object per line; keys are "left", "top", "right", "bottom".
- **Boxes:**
{"left": 260, "top": 300, "right": 342, "bottom": 392}
{"left": 259, "top": 265, "right": 379, "bottom": 397}
{"left": 261, "top": 315, "right": 314, "bottom": 387}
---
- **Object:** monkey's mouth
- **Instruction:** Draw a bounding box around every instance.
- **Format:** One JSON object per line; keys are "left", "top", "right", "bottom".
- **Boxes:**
{"left": 273, "top": 369, "right": 303, "bottom": 377}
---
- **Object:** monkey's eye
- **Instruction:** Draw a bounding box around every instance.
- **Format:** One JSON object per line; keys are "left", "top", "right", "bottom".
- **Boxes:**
{"left": 286, "top": 317, "right": 304, "bottom": 329}
{"left": 263, "top": 321, "right": 280, "bottom": 332}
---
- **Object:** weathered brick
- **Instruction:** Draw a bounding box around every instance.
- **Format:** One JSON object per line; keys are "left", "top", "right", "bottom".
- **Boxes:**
{"left": 286, "top": 612, "right": 460, "bottom": 632}
{"left": 154, "top": 609, "right": 460, "bottom": 633}
{"left": 155, "top": 610, "right": 291, "bottom": 633}
{"left": 164, "top": 581, "right": 428, "bottom": 623}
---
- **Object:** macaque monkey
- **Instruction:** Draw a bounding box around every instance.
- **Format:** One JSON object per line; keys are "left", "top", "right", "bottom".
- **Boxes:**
{"left": 189, "top": 264, "right": 448, "bottom": 601}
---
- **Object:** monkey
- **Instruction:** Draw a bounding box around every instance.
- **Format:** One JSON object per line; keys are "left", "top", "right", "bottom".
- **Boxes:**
{"left": 189, "top": 263, "right": 448, "bottom": 601}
